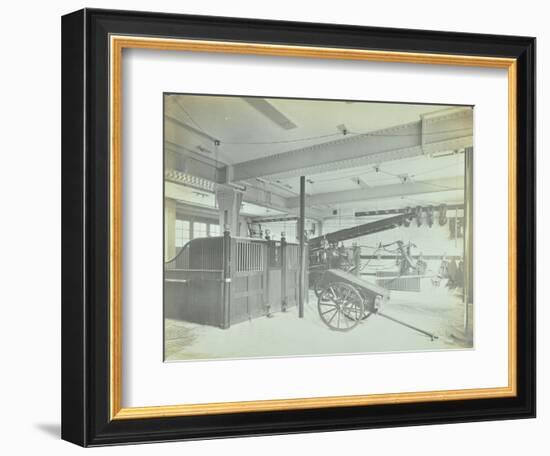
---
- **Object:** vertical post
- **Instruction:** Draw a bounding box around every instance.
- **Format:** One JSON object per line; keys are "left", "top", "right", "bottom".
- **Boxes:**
{"left": 216, "top": 185, "right": 243, "bottom": 236}
{"left": 221, "top": 226, "right": 232, "bottom": 329}
{"left": 305, "top": 242, "right": 309, "bottom": 305}
{"left": 280, "top": 233, "right": 287, "bottom": 311}
{"left": 463, "top": 147, "right": 474, "bottom": 338}
{"left": 264, "top": 237, "right": 271, "bottom": 315}
{"left": 298, "top": 176, "right": 306, "bottom": 318}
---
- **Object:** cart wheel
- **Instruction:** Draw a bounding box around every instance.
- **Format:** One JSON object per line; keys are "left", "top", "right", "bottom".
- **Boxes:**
{"left": 318, "top": 282, "right": 364, "bottom": 331}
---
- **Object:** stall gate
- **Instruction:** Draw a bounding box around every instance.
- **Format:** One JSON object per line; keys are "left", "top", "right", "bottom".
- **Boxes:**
{"left": 230, "top": 238, "right": 268, "bottom": 324}
{"left": 165, "top": 234, "right": 302, "bottom": 328}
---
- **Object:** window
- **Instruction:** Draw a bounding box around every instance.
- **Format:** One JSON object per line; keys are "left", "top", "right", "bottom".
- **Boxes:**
{"left": 175, "top": 218, "right": 220, "bottom": 245}
{"left": 175, "top": 220, "right": 190, "bottom": 247}
{"left": 193, "top": 222, "right": 207, "bottom": 238}
{"left": 209, "top": 224, "right": 221, "bottom": 237}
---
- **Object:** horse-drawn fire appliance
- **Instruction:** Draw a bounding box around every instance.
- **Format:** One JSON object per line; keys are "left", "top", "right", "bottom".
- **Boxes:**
{"left": 308, "top": 212, "right": 442, "bottom": 338}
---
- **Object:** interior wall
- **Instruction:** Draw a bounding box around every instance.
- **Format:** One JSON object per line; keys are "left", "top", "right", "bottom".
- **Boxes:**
{"left": 164, "top": 198, "right": 176, "bottom": 259}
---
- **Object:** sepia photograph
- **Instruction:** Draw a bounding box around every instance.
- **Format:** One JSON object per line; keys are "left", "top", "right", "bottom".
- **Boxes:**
{"left": 163, "top": 94, "right": 474, "bottom": 361}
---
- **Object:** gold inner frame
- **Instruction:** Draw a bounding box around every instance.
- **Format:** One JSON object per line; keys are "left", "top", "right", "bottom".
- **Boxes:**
{"left": 109, "top": 35, "right": 518, "bottom": 420}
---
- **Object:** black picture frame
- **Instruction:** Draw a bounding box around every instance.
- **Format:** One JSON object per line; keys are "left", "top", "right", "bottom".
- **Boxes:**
{"left": 62, "top": 8, "right": 536, "bottom": 447}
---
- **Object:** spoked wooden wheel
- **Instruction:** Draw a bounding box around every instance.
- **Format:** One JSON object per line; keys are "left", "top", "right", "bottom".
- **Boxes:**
{"left": 318, "top": 282, "right": 364, "bottom": 331}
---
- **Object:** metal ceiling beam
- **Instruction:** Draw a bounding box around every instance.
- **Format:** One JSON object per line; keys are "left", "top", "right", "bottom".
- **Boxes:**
{"left": 165, "top": 172, "right": 324, "bottom": 219}
{"left": 164, "top": 177, "right": 287, "bottom": 212}
{"left": 230, "top": 108, "right": 472, "bottom": 181}
{"left": 286, "top": 177, "right": 464, "bottom": 208}
{"left": 249, "top": 216, "right": 299, "bottom": 223}
{"left": 165, "top": 146, "right": 224, "bottom": 183}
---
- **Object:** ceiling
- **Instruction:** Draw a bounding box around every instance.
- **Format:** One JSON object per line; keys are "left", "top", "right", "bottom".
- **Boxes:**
{"left": 274, "top": 153, "right": 465, "bottom": 196}
{"left": 164, "top": 94, "right": 470, "bottom": 216}
{"left": 165, "top": 94, "right": 457, "bottom": 164}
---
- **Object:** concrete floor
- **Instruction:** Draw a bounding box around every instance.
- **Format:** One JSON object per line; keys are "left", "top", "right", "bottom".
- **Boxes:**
{"left": 164, "top": 281, "right": 472, "bottom": 361}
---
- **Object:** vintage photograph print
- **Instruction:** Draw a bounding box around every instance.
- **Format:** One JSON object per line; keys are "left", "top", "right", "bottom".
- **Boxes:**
{"left": 163, "top": 94, "right": 473, "bottom": 361}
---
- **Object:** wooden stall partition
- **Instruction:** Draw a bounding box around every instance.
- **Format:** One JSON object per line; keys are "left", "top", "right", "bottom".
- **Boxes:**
{"left": 164, "top": 233, "right": 303, "bottom": 328}
{"left": 164, "top": 237, "right": 225, "bottom": 327}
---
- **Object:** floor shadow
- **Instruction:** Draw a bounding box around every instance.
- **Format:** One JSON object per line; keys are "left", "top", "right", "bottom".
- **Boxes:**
{"left": 35, "top": 423, "right": 61, "bottom": 439}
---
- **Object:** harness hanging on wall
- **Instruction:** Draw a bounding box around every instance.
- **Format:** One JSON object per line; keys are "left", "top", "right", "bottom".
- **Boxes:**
{"left": 438, "top": 203, "right": 448, "bottom": 226}
{"left": 426, "top": 205, "right": 434, "bottom": 227}
{"left": 415, "top": 206, "right": 423, "bottom": 227}
{"left": 403, "top": 207, "right": 412, "bottom": 227}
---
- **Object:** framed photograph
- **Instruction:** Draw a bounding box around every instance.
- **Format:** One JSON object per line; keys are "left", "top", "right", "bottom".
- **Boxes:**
{"left": 61, "top": 8, "right": 536, "bottom": 446}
